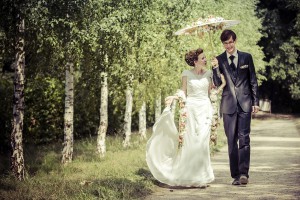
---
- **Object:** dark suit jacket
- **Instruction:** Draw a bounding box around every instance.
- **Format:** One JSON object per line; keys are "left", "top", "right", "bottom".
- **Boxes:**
{"left": 212, "top": 50, "right": 259, "bottom": 114}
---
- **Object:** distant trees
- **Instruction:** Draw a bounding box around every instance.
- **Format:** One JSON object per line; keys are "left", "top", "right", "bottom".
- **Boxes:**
{"left": 257, "top": 0, "right": 300, "bottom": 112}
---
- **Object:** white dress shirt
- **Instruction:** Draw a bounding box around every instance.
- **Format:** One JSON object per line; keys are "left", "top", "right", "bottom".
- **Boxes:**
{"left": 226, "top": 50, "right": 238, "bottom": 68}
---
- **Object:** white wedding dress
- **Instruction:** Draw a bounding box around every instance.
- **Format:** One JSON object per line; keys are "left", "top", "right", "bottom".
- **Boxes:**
{"left": 146, "top": 70, "right": 214, "bottom": 187}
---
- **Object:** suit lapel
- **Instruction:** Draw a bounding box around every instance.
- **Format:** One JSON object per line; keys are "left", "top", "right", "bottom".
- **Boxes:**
{"left": 237, "top": 50, "right": 241, "bottom": 69}
{"left": 236, "top": 50, "right": 240, "bottom": 82}
{"left": 236, "top": 50, "right": 244, "bottom": 83}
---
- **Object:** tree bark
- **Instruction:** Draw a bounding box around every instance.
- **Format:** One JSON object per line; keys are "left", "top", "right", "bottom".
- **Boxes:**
{"left": 123, "top": 87, "right": 133, "bottom": 147}
{"left": 97, "top": 72, "right": 108, "bottom": 157}
{"left": 155, "top": 91, "right": 161, "bottom": 122}
{"left": 11, "top": 16, "right": 25, "bottom": 181}
{"left": 62, "top": 62, "right": 74, "bottom": 164}
{"left": 139, "top": 101, "right": 147, "bottom": 140}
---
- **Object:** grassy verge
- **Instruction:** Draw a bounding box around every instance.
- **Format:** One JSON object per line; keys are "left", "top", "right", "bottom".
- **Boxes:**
{"left": 0, "top": 128, "right": 226, "bottom": 200}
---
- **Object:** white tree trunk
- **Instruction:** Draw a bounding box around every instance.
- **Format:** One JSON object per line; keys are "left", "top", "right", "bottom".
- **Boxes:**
{"left": 62, "top": 62, "right": 74, "bottom": 164}
{"left": 123, "top": 87, "right": 133, "bottom": 147}
{"left": 155, "top": 92, "right": 162, "bottom": 122}
{"left": 139, "top": 101, "right": 147, "bottom": 140}
{"left": 96, "top": 72, "right": 108, "bottom": 157}
{"left": 11, "top": 17, "right": 25, "bottom": 181}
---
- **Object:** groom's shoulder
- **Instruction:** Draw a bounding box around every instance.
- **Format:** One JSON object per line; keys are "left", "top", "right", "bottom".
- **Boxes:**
{"left": 217, "top": 51, "right": 226, "bottom": 59}
{"left": 238, "top": 50, "right": 252, "bottom": 57}
{"left": 216, "top": 52, "right": 227, "bottom": 63}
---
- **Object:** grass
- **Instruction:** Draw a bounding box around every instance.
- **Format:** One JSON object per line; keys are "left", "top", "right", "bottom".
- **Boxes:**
{"left": 0, "top": 128, "right": 226, "bottom": 200}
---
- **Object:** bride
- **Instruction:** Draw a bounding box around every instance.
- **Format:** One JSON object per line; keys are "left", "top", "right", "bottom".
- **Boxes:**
{"left": 146, "top": 48, "right": 225, "bottom": 188}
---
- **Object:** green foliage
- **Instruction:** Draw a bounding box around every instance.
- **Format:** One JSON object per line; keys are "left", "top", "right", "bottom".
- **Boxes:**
{"left": 257, "top": 0, "right": 300, "bottom": 112}
{"left": 0, "top": 0, "right": 266, "bottom": 145}
{"left": 24, "top": 76, "right": 64, "bottom": 144}
{"left": 0, "top": 76, "right": 13, "bottom": 152}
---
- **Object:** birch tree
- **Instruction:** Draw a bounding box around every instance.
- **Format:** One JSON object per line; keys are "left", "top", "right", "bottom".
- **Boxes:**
{"left": 155, "top": 91, "right": 162, "bottom": 122}
{"left": 61, "top": 62, "right": 74, "bottom": 164}
{"left": 11, "top": 12, "right": 25, "bottom": 181}
{"left": 96, "top": 72, "right": 108, "bottom": 156}
{"left": 139, "top": 101, "right": 147, "bottom": 140}
{"left": 56, "top": 0, "right": 86, "bottom": 164}
{"left": 122, "top": 86, "right": 133, "bottom": 147}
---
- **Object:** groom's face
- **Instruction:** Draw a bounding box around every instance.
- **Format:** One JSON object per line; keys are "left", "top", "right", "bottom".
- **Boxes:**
{"left": 223, "top": 36, "right": 236, "bottom": 55}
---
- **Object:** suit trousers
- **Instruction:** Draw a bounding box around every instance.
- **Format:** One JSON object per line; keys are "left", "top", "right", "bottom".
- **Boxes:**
{"left": 223, "top": 103, "right": 251, "bottom": 179}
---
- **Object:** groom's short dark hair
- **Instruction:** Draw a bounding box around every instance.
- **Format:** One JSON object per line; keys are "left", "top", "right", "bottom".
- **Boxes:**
{"left": 220, "top": 29, "right": 237, "bottom": 42}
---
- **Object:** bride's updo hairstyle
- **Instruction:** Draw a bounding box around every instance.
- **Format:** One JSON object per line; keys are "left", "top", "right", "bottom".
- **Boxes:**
{"left": 185, "top": 48, "right": 204, "bottom": 67}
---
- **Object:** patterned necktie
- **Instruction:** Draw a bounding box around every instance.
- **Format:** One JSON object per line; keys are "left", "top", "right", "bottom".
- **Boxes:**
{"left": 229, "top": 55, "right": 237, "bottom": 79}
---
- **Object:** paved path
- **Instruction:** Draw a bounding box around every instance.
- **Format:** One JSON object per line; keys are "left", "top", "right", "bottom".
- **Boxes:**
{"left": 145, "top": 115, "right": 300, "bottom": 200}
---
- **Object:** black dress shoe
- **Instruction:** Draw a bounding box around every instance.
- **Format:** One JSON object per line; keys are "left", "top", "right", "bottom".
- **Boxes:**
{"left": 232, "top": 178, "right": 241, "bottom": 185}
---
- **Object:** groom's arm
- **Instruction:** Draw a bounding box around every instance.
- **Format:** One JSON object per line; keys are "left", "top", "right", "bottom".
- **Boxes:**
{"left": 248, "top": 54, "right": 259, "bottom": 107}
{"left": 212, "top": 58, "right": 222, "bottom": 87}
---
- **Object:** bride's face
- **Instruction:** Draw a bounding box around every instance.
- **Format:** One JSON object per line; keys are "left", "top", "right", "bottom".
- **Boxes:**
{"left": 195, "top": 53, "right": 207, "bottom": 67}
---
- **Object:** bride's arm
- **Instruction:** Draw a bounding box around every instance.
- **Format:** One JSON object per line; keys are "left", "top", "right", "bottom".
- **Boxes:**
{"left": 209, "top": 73, "right": 226, "bottom": 95}
{"left": 217, "top": 74, "right": 226, "bottom": 94}
{"left": 209, "top": 77, "right": 213, "bottom": 95}
{"left": 209, "top": 72, "right": 215, "bottom": 95}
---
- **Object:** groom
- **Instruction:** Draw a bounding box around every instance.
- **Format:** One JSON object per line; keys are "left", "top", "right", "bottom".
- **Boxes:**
{"left": 212, "top": 29, "right": 259, "bottom": 186}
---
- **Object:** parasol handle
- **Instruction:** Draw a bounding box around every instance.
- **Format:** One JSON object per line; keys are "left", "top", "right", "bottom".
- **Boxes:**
{"left": 208, "top": 31, "right": 216, "bottom": 56}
